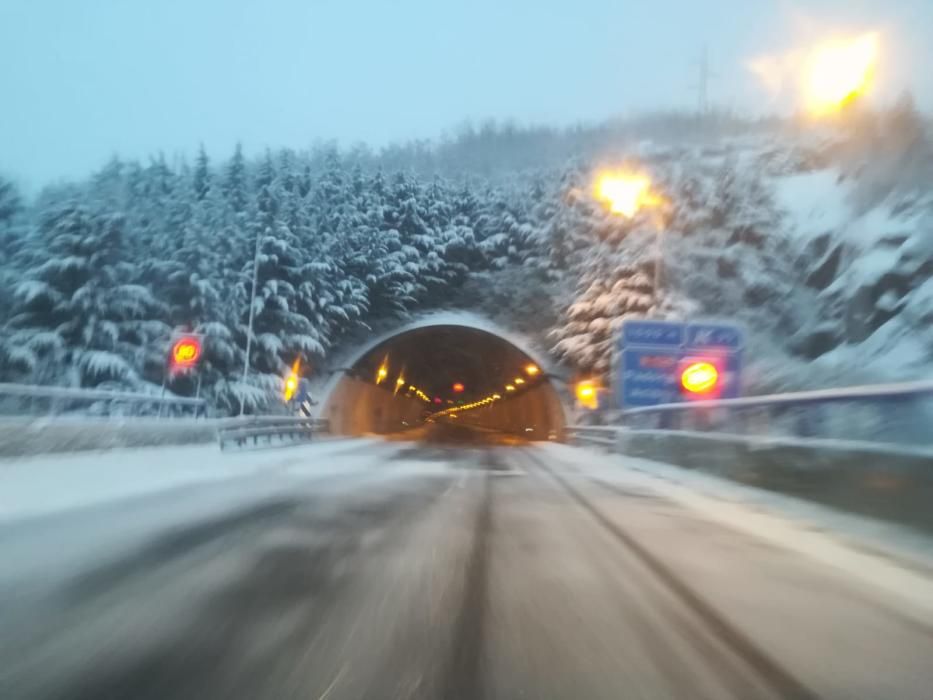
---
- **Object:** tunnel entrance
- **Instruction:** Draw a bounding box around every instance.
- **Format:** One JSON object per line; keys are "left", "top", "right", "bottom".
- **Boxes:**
{"left": 321, "top": 324, "right": 566, "bottom": 441}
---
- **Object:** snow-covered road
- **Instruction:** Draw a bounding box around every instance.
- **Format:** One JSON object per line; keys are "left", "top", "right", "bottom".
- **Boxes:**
{"left": 2, "top": 433, "right": 933, "bottom": 699}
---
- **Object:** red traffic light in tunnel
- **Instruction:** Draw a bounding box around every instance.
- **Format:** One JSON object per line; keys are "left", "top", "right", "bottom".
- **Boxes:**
{"left": 679, "top": 359, "right": 720, "bottom": 398}
{"left": 171, "top": 336, "right": 202, "bottom": 370}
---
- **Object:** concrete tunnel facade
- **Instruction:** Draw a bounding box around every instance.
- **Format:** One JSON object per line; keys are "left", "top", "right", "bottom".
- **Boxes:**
{"left": 317, "top": 314, "right": 569, "bottom": 440}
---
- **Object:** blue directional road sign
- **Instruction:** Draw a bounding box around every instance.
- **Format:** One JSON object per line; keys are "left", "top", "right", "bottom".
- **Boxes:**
{"left": 619, "top": 347, "right": 683, "bottom": 407}
{"left": 684, "top": 322, "right": 744, "bottom": 351}
{"left": 616, "top": 319, "right": 744, "bottom": 408}
{"left": 621, "top": 319, "right": 685, "bottom": 348}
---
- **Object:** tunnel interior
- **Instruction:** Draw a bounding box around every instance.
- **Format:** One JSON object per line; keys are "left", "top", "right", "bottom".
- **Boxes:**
{"left": 322, "top": 325, "right": 566, "bottom": 441}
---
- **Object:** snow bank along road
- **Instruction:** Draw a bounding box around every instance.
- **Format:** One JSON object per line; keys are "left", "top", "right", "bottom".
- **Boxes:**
{"left": 2, "top": 432, "right": 933, "bottom": 699}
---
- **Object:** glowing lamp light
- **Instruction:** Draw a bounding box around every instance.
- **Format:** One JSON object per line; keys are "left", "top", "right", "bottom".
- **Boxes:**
{"left": 524, "top": 364, "right": 540, "bottom": 376}
{"left": 433, "top": 397, "right": 443, "bottom": 405}
{"left": 595, "top": 171, "right": 661, "bottom": 218}
{"left": 452, "top": 382, "right": 465, "bottom": 394}
{"left": 171, "top": 337, "right": 201, "bottom": 369}
{"left": 806, "top": 33, "right": 878, "bottom": 116}
{"left": 505, "top": 384, "right": 516, "bottom": 392}
{"left": 514, "top": 377, "right": 525, "bottom": 385}
{"left": 283, "top": 357, "right": 302, "bottom": 401}
{"left": 680, "top": 361, "right": 719, "bottom": 395}
{"left": 284, "top": 375, "right": 298, "bottom": 401}
{"left": 575, "top": 380, "right": 600, "bottom": 410}
{"left": 492, "top": 393, "right": 501, "bottom": 400}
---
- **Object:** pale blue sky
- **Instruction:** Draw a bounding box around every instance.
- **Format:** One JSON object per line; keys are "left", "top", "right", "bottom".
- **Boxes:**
{"left": 1, "top": 0, "right": 930, "bottom": 189}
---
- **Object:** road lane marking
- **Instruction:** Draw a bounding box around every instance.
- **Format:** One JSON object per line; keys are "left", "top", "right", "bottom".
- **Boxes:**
{"left": 317, "top": 663, "right": 347, "bottom": 700}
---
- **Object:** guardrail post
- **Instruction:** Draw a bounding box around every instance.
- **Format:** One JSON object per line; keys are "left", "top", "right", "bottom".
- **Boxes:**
{"left": 733, "top": 407, "right": 745, "bottom": 435}
{"left": 615, "top": 428, "right": 629, "bottom": 454}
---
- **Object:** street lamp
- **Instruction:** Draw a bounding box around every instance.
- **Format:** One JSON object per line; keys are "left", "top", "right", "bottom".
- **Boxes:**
{"left": 595, "top": 172, "right": 657, "bottom": 218}
{"left": 575, "top": 379, "right": 600, "bottom": 410}
{"left": 593, "top": 169, "right": 666, "bottom": 308}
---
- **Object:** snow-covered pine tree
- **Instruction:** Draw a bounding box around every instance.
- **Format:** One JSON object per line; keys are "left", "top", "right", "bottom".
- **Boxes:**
{"left": 542, "top": 167, "right": 600, "bottom": 274}
{"left": 193, "top": 144, "right": 211, "bottom": 202}
{"left": 359, "top": 172, "right": 428, "bottom": 317}
{"left": 0, "top": 175, "right": 24, "bottom": 276}
{"left": 5, "top": 201, "right": 163, "bottom": 387}
{"left": 223, "top": 143, "right": 249, "bottom": 214}
{"left": 550, "top": 242, "right": 656, "bottom": 375}
{"left": 0, "top": 175, "right": 22, "bottom": 227}
{"left": 0, "top": 176, "right": 27, "bottom": 377}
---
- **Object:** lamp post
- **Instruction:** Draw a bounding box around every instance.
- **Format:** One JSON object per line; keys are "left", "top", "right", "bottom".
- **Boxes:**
{"left": 593, "top": 170, "right": 666, "bottom": 309}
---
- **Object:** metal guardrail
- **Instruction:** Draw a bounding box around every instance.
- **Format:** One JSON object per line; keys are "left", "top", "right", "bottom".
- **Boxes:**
{"left": 564, "top": 425, "right": 620, "bottom": 447}
{"left": 0, "top": 382, "right": 207, "bottom": 418}
{"left": 571, "top": 380, "right": 933, "bottom": 449}
{"left": 217, "top": 416, "right": 330, "bottom": 450}
{"left": 621, "top": 380, "right": 933, "bottom": 415}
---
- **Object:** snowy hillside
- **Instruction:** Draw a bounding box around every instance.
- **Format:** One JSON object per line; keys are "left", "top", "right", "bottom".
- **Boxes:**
{"left": 1, "top": 108, "right": 930, "bottom": 410}
{"left": 605, "top": 103, "right": 933, "bottom": 391}
{"left": 768, "top": 105, "right": 933, "bottom": 387}
{"left": 773, "top": 167, "right": 933, "bottom": 380}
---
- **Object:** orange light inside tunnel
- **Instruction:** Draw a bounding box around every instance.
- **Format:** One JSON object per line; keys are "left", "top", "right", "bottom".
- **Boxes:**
{"left": 505, "top": 384, "right": 516, "bottom": 392}
{"left": 330, "top": 324, "right": 569, "bottom": 438}
{"left": 376, "top": 358, "right": 389, "bottom": 385}
{"left": 680, "top": 361, "right": 719, "bottom": 395}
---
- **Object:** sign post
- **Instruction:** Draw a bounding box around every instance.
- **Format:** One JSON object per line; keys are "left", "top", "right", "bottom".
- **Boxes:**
{"left": 616, "top": 319, "right": 743, "bottom": 409}
{"left": 160, "top": 333, "right": 204, "bottom": 418}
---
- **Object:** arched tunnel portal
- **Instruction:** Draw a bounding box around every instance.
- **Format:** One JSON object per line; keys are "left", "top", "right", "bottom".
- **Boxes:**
{"left": 319, "top": 321, "right": 568, "bottom": 441}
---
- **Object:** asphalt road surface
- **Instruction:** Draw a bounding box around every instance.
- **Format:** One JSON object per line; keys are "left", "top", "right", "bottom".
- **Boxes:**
{"left": 2, "top": 429, "right": 932, "bottom": 699}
